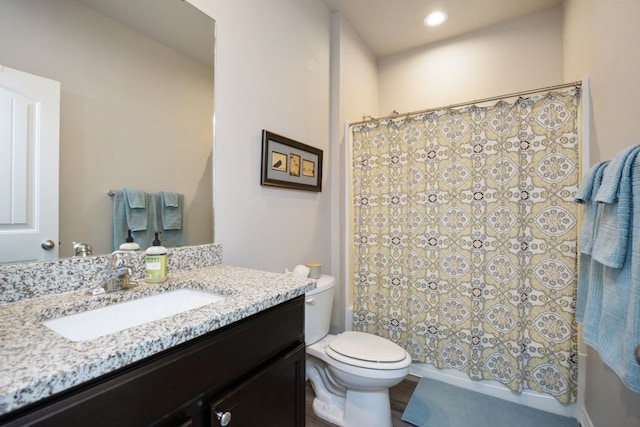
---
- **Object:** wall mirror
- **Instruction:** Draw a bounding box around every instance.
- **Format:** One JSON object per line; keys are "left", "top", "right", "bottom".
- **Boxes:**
{"left": 0, "top": 0, "right": 215, "bottom": 260}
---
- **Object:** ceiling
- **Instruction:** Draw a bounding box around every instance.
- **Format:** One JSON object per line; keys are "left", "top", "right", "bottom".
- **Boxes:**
{"left": 321, "top": 0, "right": 563, "bottom": 57}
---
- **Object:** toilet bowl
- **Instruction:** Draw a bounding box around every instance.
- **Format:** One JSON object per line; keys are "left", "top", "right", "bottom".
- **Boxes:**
{"left": 305, "top": 275, "right": 411, "bottom": 427}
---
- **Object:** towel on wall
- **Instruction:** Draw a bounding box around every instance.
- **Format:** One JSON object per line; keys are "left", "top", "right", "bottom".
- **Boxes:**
{"left": 576, "top": 144, "right": 640, "bottom": 393}
{"left": 574, "top": 160, "right": 609, "bottom": 255}
{"left": 575, "top": 160, "right": 608, "bottom": 326}
{"left": 160, "top": 191, "right": 182, "bottom": 230}
{"left": 591, "top": 145, "right": 640, "bottom": 268}
{"left": 156, "top": 191, "right": 184, "bottom": 248}
{"left": 123, "top": 188, "right": 148, "bottom": 231}
{"left": 111, "top": 189, "right": 157, "bottom": 250}
{"left": 594, "top": 144, "right": 640, "bottom": 203}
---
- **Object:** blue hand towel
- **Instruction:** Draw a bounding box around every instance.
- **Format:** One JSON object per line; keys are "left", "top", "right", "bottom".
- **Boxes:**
{"left": 576, "top": 252, "right": 602, "bottom": 328}
{"left": 594, "top": 144, "right": 640, "bottom": 203}
{"left": 161, "top": 191, "right": 179, "bottom": 208}
{"left": 124, "top": 188, "right": 148, "bottom": 231}
{"left": 112, "top": 190, "right": 129, "bottom": 251}
{"left": 575, "top": 160, "right": 609, "bottom": 255}
{"left": 160, "top": 191, "right": 183, "bottom": 230}
{"left": 592, "top": 145, "right": 640, "bottom": 268}
{"left": 575, "top": 162, "right": 608, "bottom": 331}
{"left": 575, "top": 160, "right": 610, "bottom": 203}
{"left": 154, "top": 191, "right": 184, "bottom": 248}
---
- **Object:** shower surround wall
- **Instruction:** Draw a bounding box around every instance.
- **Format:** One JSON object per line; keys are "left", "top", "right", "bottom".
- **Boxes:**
{"left": 351, "top": 88, "right": 581, "bottom": 404}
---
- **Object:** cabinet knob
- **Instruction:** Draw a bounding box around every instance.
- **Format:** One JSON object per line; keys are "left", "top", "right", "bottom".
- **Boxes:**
{"left": 214, "top": 410, "right": 232, "bottom": 426}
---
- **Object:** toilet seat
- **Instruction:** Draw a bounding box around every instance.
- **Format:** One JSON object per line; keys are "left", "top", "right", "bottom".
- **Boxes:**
{"left": 325, "top": 331, "right": 411, "bottom": 371}
{"left": 329, "top": 331, "right": 406, "bottom": 362}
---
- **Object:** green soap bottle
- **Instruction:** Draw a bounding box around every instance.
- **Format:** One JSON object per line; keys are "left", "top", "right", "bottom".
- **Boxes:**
{"left": 145, "top": 232, "right": 167, "bottom": 283}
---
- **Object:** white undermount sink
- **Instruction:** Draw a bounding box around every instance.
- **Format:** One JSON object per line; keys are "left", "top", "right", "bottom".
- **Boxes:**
{"left": 43, "top": 289, "right": 225, "bottom": 342}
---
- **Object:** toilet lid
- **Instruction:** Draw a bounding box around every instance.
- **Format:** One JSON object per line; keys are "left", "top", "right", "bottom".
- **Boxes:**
{"left": 328, "top": 331, "right": 406, "bottom": 363}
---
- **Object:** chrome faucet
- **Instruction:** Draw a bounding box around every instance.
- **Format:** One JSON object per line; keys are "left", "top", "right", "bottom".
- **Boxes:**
{"left": 86, "top": 251, "right": 138, "bottom": 295}
{"left": 73, "top": 241, "right": 93, "bottom": 257}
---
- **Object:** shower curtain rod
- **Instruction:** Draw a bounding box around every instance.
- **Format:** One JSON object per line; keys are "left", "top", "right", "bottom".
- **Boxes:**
{"left": 351, "top": 80, "right": 582, "bottom": 125}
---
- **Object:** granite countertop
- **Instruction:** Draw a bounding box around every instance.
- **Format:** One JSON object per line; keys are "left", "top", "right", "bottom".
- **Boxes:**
{"left": 0, "top": 264, "right": 315, "bottom": 415}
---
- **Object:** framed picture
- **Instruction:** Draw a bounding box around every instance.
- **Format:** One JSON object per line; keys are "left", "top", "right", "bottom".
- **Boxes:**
{"left": 261, "top": 130, "right": 323, "bottom": 192}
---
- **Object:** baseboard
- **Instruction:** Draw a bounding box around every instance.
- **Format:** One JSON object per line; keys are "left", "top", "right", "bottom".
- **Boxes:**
{"left": 577, "top": 407, "right": 593, "bottom": 427}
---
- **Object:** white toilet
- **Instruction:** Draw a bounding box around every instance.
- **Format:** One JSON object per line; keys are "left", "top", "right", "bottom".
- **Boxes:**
{"left": 305, "top": 275, "right": 411, "bottom": 427}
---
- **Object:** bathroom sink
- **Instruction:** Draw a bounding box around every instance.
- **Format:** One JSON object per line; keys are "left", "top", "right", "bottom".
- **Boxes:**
{"left": 43, "top": 289, "right": 225, "bottom": 342}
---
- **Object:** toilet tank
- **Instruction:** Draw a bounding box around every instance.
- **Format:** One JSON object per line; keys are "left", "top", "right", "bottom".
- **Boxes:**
{"left": 305, "top": 275, "right": 335, "bottom": 344}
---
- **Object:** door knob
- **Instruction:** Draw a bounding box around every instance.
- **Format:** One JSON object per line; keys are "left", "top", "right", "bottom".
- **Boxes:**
{"left": 41, "top": 240, "right": 55, "bottom": 250}
{"left": 214, "top": 409, "right": 231, "bottom": 426}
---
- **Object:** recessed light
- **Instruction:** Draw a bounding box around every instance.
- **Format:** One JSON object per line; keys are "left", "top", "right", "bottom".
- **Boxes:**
{"left": 424, "top": 10, "right": 448, "bottom": 27}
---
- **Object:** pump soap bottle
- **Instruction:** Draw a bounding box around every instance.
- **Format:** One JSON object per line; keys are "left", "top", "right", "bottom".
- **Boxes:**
{"left": 145, "top": 232, "right": 167, "bottom": 283}
{"left": 119, "top": 229, "right": 140, "bottom": 251}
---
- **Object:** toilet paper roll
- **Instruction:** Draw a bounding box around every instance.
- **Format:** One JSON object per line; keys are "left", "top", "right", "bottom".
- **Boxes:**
{"left": 306, "top": 262, "right": 321, "bottom": 279}
{"left": 292, "top": 264, "right": 310, "bottom": 278}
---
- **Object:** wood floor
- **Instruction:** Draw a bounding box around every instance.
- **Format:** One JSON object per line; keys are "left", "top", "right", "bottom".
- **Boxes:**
{"left": 305, "top": 374, "right": 420, "bottom": 426}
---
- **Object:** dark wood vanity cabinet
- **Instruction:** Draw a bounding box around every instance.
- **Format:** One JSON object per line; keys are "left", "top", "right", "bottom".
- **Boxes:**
{"left": 0, "top": 296, "right": 306, "bottom": 427}
{"left": 208, "top": 343, "right": 305, "bottom": 427}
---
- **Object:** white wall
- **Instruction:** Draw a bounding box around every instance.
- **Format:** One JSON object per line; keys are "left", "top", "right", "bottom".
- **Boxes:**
{"left": 189, "top": 0, "right": 332, "bottom": 274}
{"left": 337, "top": 15, "right": 380, "bottom": 123}
{"left": 377, "top": 7, "right": 564, "bottom": 114}
{"left": 330, "top": 13, "right": 379, "bottom": 331}
{"left": 564, "top": 0, "right": 640, "bottom": 426}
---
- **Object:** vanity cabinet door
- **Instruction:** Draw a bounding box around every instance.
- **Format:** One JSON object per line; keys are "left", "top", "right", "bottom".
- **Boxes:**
{"left": 208, "top": 343, "right": 305, "bottom": 427}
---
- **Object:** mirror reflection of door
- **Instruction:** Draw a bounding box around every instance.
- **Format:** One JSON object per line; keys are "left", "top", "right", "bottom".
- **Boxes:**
{"left": 0, "top": 66, "right": 60, "bottom": 263}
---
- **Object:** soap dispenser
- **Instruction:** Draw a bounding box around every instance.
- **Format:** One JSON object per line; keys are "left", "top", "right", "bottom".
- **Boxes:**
{"left": 119, "top": 230, "right": 140, "bottom": 251}
{"left": 145, "top": 232, "right": 167, "bottom": 283}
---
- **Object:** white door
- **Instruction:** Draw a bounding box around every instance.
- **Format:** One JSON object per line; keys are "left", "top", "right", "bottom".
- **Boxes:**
{"left": 0, "top": 65, "right": 60, "bottom": 263}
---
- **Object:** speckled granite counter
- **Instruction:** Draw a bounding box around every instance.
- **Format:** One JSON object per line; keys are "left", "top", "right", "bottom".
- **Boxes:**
{"left": 0, "top": 255, "right": 314, "bottom": 415}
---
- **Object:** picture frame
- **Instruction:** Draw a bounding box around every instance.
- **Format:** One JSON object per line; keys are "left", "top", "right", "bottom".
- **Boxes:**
{"left": 261, "top": 130, "right": 323, "bottom": 192}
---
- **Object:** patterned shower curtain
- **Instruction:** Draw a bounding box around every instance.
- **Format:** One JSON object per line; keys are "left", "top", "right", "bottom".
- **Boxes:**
{"left": 350, "top": 88, "right": 581, "bottom": 404}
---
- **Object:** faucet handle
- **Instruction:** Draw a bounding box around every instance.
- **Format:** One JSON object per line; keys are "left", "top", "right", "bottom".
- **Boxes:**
{"left": 111, "top": 250, "right": 132, "bottom": 269}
